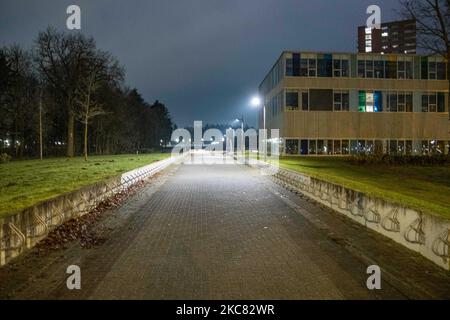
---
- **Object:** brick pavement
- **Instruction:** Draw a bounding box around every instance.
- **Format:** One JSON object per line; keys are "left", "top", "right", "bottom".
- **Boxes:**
{"left": 2, "top": 156, "right": 450, "bottom": 299}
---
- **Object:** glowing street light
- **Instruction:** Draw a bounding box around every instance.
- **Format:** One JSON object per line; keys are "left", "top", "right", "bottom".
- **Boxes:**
{"left": 251, "top": 96, "right": 261, "bottom": 108}
{"left": 250, "top": 95, "right": 266, "bottom": 160}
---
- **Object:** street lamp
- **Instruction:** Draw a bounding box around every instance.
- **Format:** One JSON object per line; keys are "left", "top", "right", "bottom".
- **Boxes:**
{"left": 233, "top": 117, "right": 245, "bottom": 154}
{"left": 250, "top": 96, "right": 265, "bottom": 132}
{"left": 250, "top": 95, "right": 266, "bottom": 160}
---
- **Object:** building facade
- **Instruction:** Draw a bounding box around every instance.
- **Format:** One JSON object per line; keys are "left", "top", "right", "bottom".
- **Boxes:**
{"left": 358, "top": 19, "right": 416, "bottom": 54}
{"left": 259, "top": 51, "right": 449, "bottom": 156}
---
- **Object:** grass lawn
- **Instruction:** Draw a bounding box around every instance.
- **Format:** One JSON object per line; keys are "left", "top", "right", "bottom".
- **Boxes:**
{"left": 276, "top": 156, "right": 450, "bottom": 220}
{"left": 0, "top": 153, "right": 170, "bottom": 218}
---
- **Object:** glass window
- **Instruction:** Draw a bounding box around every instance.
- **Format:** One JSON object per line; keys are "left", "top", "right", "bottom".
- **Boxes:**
{"left": 285, "top": 140, "right": 299, "bottom": 155}
{"left": 308, "top": 59, "right": 316, "bottom": 77}
{"left": 398, "top": 140, "right": 406, "bottom": 155}
{"left": 386, "top": 61, "right": 397, "bottom": 79}
{"left": 333, "top": 92, "right": 342, "bottom": 111}
{"left": 292, "top": 53, "right": 300, "bottom": 77}
{"left": 300, "top": 58, "right": 308, "bottom": 76}
{"left": 350, "top": 140, "right": 358, "bottom": 154}
{"left": 359, "top": 91, "right": 366, "bottom": 112}
{"left": 437, "top": 62, "right": 446, "bottom": 79}
{"left": 342, "top": 140, "right": 350, "bottom": 155}
{"left": 366, "top": 60, "right": 374, "bottom": 78}
{"left": 398, "top": 93, "right": 406, "bottom": 112}
{"left": 333, "top": 91, "right": 349, "bottom": 111}
{"left": 286, "top": 91, "right": 299, "bottom": 110}
{"left": 429, "top": 62, "right": 437, "bottom": 79}
{"left": 318, "top": 54, "right": 332, "bottom": 77}
{"left": 406, "top": 141, "right": 413, "bottom": 155}
{"left": 285, "top": 58, "right": 293, "bottom": 76}
{"left": 333, "top": 140, "right": 342, "bottom": 155}
{"left": 333, "top": 60, "right": 341, "bottom": 77}
{"left": 317, "top": 140, "right": 325, "bottom": 155}
{"left": 422, "top": 94, "right": 429, "bottom": 112}
{"left": 388, "top": 92, "right": 398, "bottom": 112}
{"left": 405, "top": 93, "right": 413, "bottom": 112}
{"left": 438, "top": 92, "right": 445, "bottom": 112}
{"left": 357, "top": 140, "right": 366, "bottom": 154}
{"left": 389, "top": 140, "right": 398, "bottom": 155}
{"left": 309, "top": 140, "right": 317, "bottom": 154}
{"left": 422, "top": 140, "right": 429, "bottom": 155}
{"left": 300, "top": 140, "right": 308, "bottom": 155}
{"left": 429, "top": 93, "right": 437, "bottom": 112}
{"left": 358, "top": 60, "right": 366, "bottom": 78}
{"left": 374, "top": 91, "right": 383, "bottom": 112}
{"left": 398, "top": 61, "right": 406, "bottom": 79}
{"left": 366, "top": 140, "right": 374, "bottom": 154}
{"left": 326, "top": 140, "right": 333, "bottom": 155}
{"left": 342, "top": 60, "right": 349, "bottom": 77}
{"left": 366, "top": 92, "right": 374, "bottom": 112}
{"left": 405, "top": 61, "right": 413, "bottom": 79}
{"left": 374, "top": 60, "right": 385, "bottom": 78}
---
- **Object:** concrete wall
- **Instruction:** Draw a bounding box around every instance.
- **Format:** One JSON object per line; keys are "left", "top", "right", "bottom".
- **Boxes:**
{"left": 272, "top": 167, "right": 450, "bottom": 270}
{"left": 0, "top": 156, "right": 178, "bottom": 266}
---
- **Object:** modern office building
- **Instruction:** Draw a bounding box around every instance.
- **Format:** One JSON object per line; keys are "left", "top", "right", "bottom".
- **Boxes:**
{"left": 258, "top": 51, "right": 449, "bottom": 155}
{"left": 358, "top": 19, "right": 417, "bottom": 54}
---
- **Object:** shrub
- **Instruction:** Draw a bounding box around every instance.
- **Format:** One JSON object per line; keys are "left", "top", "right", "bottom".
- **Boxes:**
{"left": 0, "top": 153, "right": 12, "bottom": 164}
{"left": 349, "top": 154, "right": 450, "bottom": 166}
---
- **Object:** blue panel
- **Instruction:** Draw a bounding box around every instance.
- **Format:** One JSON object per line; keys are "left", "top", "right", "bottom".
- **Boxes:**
{"left": 374, "top": 91, "right": 382, "bottom": 112}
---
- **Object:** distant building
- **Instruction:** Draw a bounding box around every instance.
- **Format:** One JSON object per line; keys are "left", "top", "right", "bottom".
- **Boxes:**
{"left": 358, "top": 19, "right": 417, "bottom": 54}
{"left": 259, "top": 51, "right": 449, "bottom": 156}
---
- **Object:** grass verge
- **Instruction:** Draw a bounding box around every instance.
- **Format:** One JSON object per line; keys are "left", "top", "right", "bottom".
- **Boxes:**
{"left": 0, "top": 153, "right": 170, "bottom": 218}
{"left": 275, "top": 156, "right": 450, "bottom": 220}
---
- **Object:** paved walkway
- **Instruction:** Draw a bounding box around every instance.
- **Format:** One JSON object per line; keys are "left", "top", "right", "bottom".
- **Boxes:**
{"left": 2, "top": 155, "right": 450, "bottom": 299}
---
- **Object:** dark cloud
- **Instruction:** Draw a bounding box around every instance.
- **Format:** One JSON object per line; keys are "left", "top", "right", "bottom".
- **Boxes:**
{"left": 0, "top": 0, "right": 400, "bottom": 127}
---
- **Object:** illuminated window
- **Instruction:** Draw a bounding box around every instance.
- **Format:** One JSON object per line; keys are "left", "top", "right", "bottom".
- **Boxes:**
{"left": 359, "top": 91, "right": 382, "bottom": 112}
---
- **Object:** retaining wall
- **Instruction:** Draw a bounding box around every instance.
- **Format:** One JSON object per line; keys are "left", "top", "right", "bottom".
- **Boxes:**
{"left": 271, "top": 167, "right": 450, "bottom": 270}
{"left": 0, "top": 156, "right": 178, "bottom": 266}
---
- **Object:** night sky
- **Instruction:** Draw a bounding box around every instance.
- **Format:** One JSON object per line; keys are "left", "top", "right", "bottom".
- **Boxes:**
{"left": 0, "top": 0, "right": 401, "bottom": 127}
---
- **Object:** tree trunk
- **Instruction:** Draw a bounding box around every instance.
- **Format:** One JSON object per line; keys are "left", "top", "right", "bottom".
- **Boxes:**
{"left": 67, "top": 111, "right": 75, "bottom": 157}
{"left": 39, "top": 92, "right": 43, "bottom": 160}
{"left": 84, "top": 114, "right": 88, "bottom": 161}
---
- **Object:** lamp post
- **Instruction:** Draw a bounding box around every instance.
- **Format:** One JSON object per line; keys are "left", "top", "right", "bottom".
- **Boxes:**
{"left": 234, "top": 116, "right": 245, "bottom": 153}
{"left": 251, "top": 96, "right": 266, "bottom": 160}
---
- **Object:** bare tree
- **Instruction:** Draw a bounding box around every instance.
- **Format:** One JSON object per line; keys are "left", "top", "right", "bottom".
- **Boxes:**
{"left": 400, "top": 0, "right": 450, "bottom": 117}
{"left": 2, "top": 45, "right": 37, "bottom": 157}
{"left": 34, "top": 28, "right": 96, "bottom": 157}
{"left": 75, "top": 51, "right": 123, "bottom": 161}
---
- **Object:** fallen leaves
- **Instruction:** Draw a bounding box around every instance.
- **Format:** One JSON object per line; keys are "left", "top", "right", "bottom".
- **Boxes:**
{"left": 36, "top": 172, "right": 161, "bottom": 254}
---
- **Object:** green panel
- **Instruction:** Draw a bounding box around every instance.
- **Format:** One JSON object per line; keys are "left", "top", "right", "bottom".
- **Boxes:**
{"left": 358, "top": 91, "right": 366, "bottom": 112}
{"left": 351, "top": 54, "right": 357, "bottom": 78}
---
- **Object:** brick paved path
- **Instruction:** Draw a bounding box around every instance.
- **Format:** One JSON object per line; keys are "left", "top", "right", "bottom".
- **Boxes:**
{"left": 2, "top": 155, "right": 450, "bottom": 299}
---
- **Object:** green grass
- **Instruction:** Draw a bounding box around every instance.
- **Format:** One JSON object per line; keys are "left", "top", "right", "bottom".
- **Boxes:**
{"left": 0, "top": 154, "right": 170, "bottom": 218}
{"left": 275, "top": 156, "right": 450, "bottom": 219}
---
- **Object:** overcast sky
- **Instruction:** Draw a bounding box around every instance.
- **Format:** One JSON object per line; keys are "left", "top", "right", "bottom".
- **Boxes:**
{"left": 0, "top": 0, "right": 401, "bottom": 127}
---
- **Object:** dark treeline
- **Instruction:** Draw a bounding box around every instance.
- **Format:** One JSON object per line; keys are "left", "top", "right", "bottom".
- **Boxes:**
{"left": 0, "top": 27, "right": 174, "bottom": 160}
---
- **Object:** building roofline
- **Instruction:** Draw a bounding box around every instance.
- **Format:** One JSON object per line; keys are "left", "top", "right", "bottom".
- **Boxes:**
{"left": 280, "top": 50, "right": 430, "bottom": 58}
{"left": 258, "top": 51, "right": 286, "bottom": 91}
{"left": 357, "top": 18, "right": 416, "bottom": 29}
